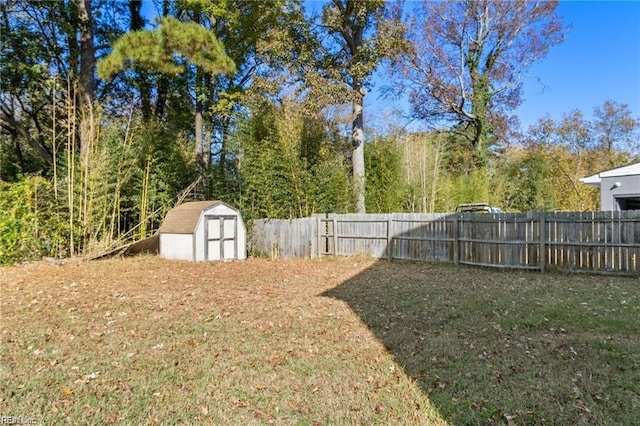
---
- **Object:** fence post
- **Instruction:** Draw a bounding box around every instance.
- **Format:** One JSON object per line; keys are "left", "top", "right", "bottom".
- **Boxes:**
{"left": 453, "top": 215, "right": 459, "bottom": 265}
{"left": 387, "top": 218, "right": 393, "bottom": 261}
{"left": 316, "top": 215, "right": 322, "bottom": 258}
{"left": 539, "top": 214, "right": 546, "bottom": 273}
{"left": 332, "top": 218, "right": 338, "bottom": 256}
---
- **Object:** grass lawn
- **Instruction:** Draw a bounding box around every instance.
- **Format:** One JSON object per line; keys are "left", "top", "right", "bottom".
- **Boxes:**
{"left": 1, "top": 256, "right": 638, "bottom": 424}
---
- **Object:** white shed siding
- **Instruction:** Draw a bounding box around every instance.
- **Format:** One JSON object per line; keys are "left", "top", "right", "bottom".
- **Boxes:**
{"left": 194, "top": 214, "right": 206, "bottom": 261}
{"left": 159, "top": 201, "right": 246, "bottom": 262}
{"left": 201, "top": 204, "right": 247, "bottom": 261}
{"left": 159, "top": 234, "right": 194, "bottom": 261}
{"left": 223, "top": 219, "right": 237, "bottom": 259}
{"left": 236, "top": 218, "right": 247, "bottom": 260}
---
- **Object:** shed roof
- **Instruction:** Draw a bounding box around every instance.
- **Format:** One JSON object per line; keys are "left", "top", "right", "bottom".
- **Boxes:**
{"left": 159, "top": 201, "right": 230, "bottom": 234}
{"left": 580, "top": 162, "right": 640, "bottom": 187}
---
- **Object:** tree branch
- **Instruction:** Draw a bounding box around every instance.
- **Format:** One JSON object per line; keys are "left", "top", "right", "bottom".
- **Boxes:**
{"left": 0, "top": 106, "right": 54, "bottom": 165}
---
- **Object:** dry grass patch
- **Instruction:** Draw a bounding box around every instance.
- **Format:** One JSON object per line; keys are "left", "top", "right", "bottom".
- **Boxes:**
{"left": 2, "top": 256, "right": 639, "bottom": 425}
{"left": 1, "top": 256, "right": 445, "bottom": 425}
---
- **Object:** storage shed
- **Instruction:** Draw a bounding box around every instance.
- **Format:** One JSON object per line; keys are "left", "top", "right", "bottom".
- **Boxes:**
{"left": 581, "top": 162, "right": 640, "bottom": 211}
{"left": 158, "top": 201, "right": 246, "bottom": 261}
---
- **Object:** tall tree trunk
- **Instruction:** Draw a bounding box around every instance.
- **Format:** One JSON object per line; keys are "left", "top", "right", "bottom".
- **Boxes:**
{"left": 154, "top": 0, "right": 171, "bottom": 119}
{"left": 129, "top": 0, "right": 151, "bottom": 120}
{"left": 77, "top": 0, "right": 94, "bottom": 253}
{"left": 352, "top": 83, "right": 366, "bottom": 213}
{"left": 203, "top": 72, "right": 214, "bottom": 172}
{"left": 155, "top": 76, "right": 169, "bottom": 120}
{"left": 193, "top": 49, "right": 205, "bottom": 174}
{"left": 195, "top": 82, "right": 205, "bottom": 175}
{"left": 193, "top": 9, "right": 205, "bottom": 176}
{"left": 77, "top": 0, "right": 94, "bottom": 112}
{"left": 76, "top": 0, "right": 94, "bottom": 161}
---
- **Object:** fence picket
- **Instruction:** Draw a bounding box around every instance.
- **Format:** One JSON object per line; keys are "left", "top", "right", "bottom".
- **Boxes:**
{"left": 251, "top": 211, "right": 640, "bottom": 275}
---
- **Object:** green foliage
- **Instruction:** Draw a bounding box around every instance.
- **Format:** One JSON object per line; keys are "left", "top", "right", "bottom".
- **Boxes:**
{"left": 441, "top": 167, "right": 491, "bottom": 212}
{"left": 496, "top": 148, "right": 557, "bottom": 212}
{"left": 445, "top": 127, "right": 490, "bottom": 173}
{"left": 98, "top": 17, "right": 235, "bottom": 79}
{"left": 321, "top": 0, "right": 386, "bottom": 85}
{"left": 0, "top": 139, "right": 22, "bottom": 181}
{"left": 364, "top": 138, "right": 406, "bottom": 213}
{"left": 311, "top": 155, "right": 354, "bottom": 214}
{"left": 84, "top": 118, "right": 196, "bottom": 243}
{"left": 3, "top": 0, "right": 639, "bottom": 266}
{"left": 236, "top": 100, "right": 352, "bottom": 220}
{"left": 0, "top": 115, "right": 198, "bottom": 263}
{"left": 0, "top": 177, "right": 69, "bottom": 264}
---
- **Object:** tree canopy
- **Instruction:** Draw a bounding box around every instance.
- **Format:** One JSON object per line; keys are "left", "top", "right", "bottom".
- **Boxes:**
{"left": 392, "top": 0, "right": 565, "bottom": 161}
{"left": 1, "top": 0, "right": 638, "bottom": 264}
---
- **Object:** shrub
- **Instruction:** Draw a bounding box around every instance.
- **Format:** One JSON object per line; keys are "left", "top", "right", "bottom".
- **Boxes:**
{"left": 0, "top": 176, "right": 69, "bottom": 264}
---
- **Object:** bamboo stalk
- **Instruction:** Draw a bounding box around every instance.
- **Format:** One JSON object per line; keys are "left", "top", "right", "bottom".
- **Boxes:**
{"left": 52, "top": 79, "right": 58, "bottom": 201}
{"left": 67, "top": 77, "right": 76, "bottom": 256}
{"left": 140, "top": 155, "right": 151, "bottom": 239}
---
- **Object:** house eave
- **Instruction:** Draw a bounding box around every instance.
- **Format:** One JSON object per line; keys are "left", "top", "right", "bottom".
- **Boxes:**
{"left": 580, "top": 175, "right": 601, "bottom": 187}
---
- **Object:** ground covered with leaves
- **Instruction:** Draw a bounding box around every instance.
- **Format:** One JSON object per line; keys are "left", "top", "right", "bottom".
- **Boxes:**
{"left": 1, "top": 256, "right": 638, "bottom": 425}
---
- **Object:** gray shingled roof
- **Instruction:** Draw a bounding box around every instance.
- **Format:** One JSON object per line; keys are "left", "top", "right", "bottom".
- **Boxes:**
{"left": 158, "top": 201, "right": 221, "bottom": 234}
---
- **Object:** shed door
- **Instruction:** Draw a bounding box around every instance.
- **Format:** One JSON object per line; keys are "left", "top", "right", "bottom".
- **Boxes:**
{"left": 204, "top": 215, "right": 237, "bottom": 261}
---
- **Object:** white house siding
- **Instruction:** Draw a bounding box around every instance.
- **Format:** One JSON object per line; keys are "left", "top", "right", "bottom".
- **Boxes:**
{"left": 581, "top": 163, "right": 640, "bottom": 211}
{"left": 601, "top": 175, "right": 640, "bottom": 210}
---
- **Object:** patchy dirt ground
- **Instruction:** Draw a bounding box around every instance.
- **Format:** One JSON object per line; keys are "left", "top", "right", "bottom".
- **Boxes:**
{"left": 1, "top": 256, "right": 638, "bottom": 425}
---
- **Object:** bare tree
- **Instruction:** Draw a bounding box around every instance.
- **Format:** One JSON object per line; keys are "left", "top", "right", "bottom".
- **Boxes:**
{"left": 593, "top": 100, "right": 640, "bottom": 165}
{"left": 395, "top": 0, "right": 565, "bottom": 159}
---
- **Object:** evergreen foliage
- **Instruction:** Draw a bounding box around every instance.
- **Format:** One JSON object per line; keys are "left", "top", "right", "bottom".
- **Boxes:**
{"left": 97, "top": 17, "right": 235, "bottom": 79}
{"left": 235, "top": 100, "right": 353, "bottom": 220}
{"left": 364, "top": 137, "right": 406, "bottom": 213}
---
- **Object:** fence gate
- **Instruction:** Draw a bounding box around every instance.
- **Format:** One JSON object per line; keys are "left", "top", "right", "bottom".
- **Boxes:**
{"left": 204, "top": 215, "right": 238, "bottom": 261}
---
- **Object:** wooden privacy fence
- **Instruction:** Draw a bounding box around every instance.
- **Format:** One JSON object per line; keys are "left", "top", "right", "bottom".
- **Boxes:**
{"left": 250, "top": 217, "right": 317, "bottom": 258}
{"left": 250, "top": 211, "right": 640, "bottom": 275}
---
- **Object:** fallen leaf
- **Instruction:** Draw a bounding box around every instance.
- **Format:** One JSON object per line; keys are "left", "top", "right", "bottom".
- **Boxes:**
{"left": 234, "top": 399, "right": 250, "bottom": 407}
{"left": 85, "top": 371, "right": 100, "bottom": 380}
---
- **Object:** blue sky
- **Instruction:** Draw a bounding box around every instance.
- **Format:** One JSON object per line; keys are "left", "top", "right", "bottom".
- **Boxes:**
{"left": 142, "top": 1, "right": 639, "bottom": 134}
{"left": 365, "top": 0, "right": 640, "bottom": 133}
{"left": 514, "top": 0, "right": 640, "bottom": 130}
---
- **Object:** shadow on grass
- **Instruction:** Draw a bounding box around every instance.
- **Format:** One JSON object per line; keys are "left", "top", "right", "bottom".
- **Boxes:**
{"left": 322, "top": 259, "right": 640, "bottom": 425}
